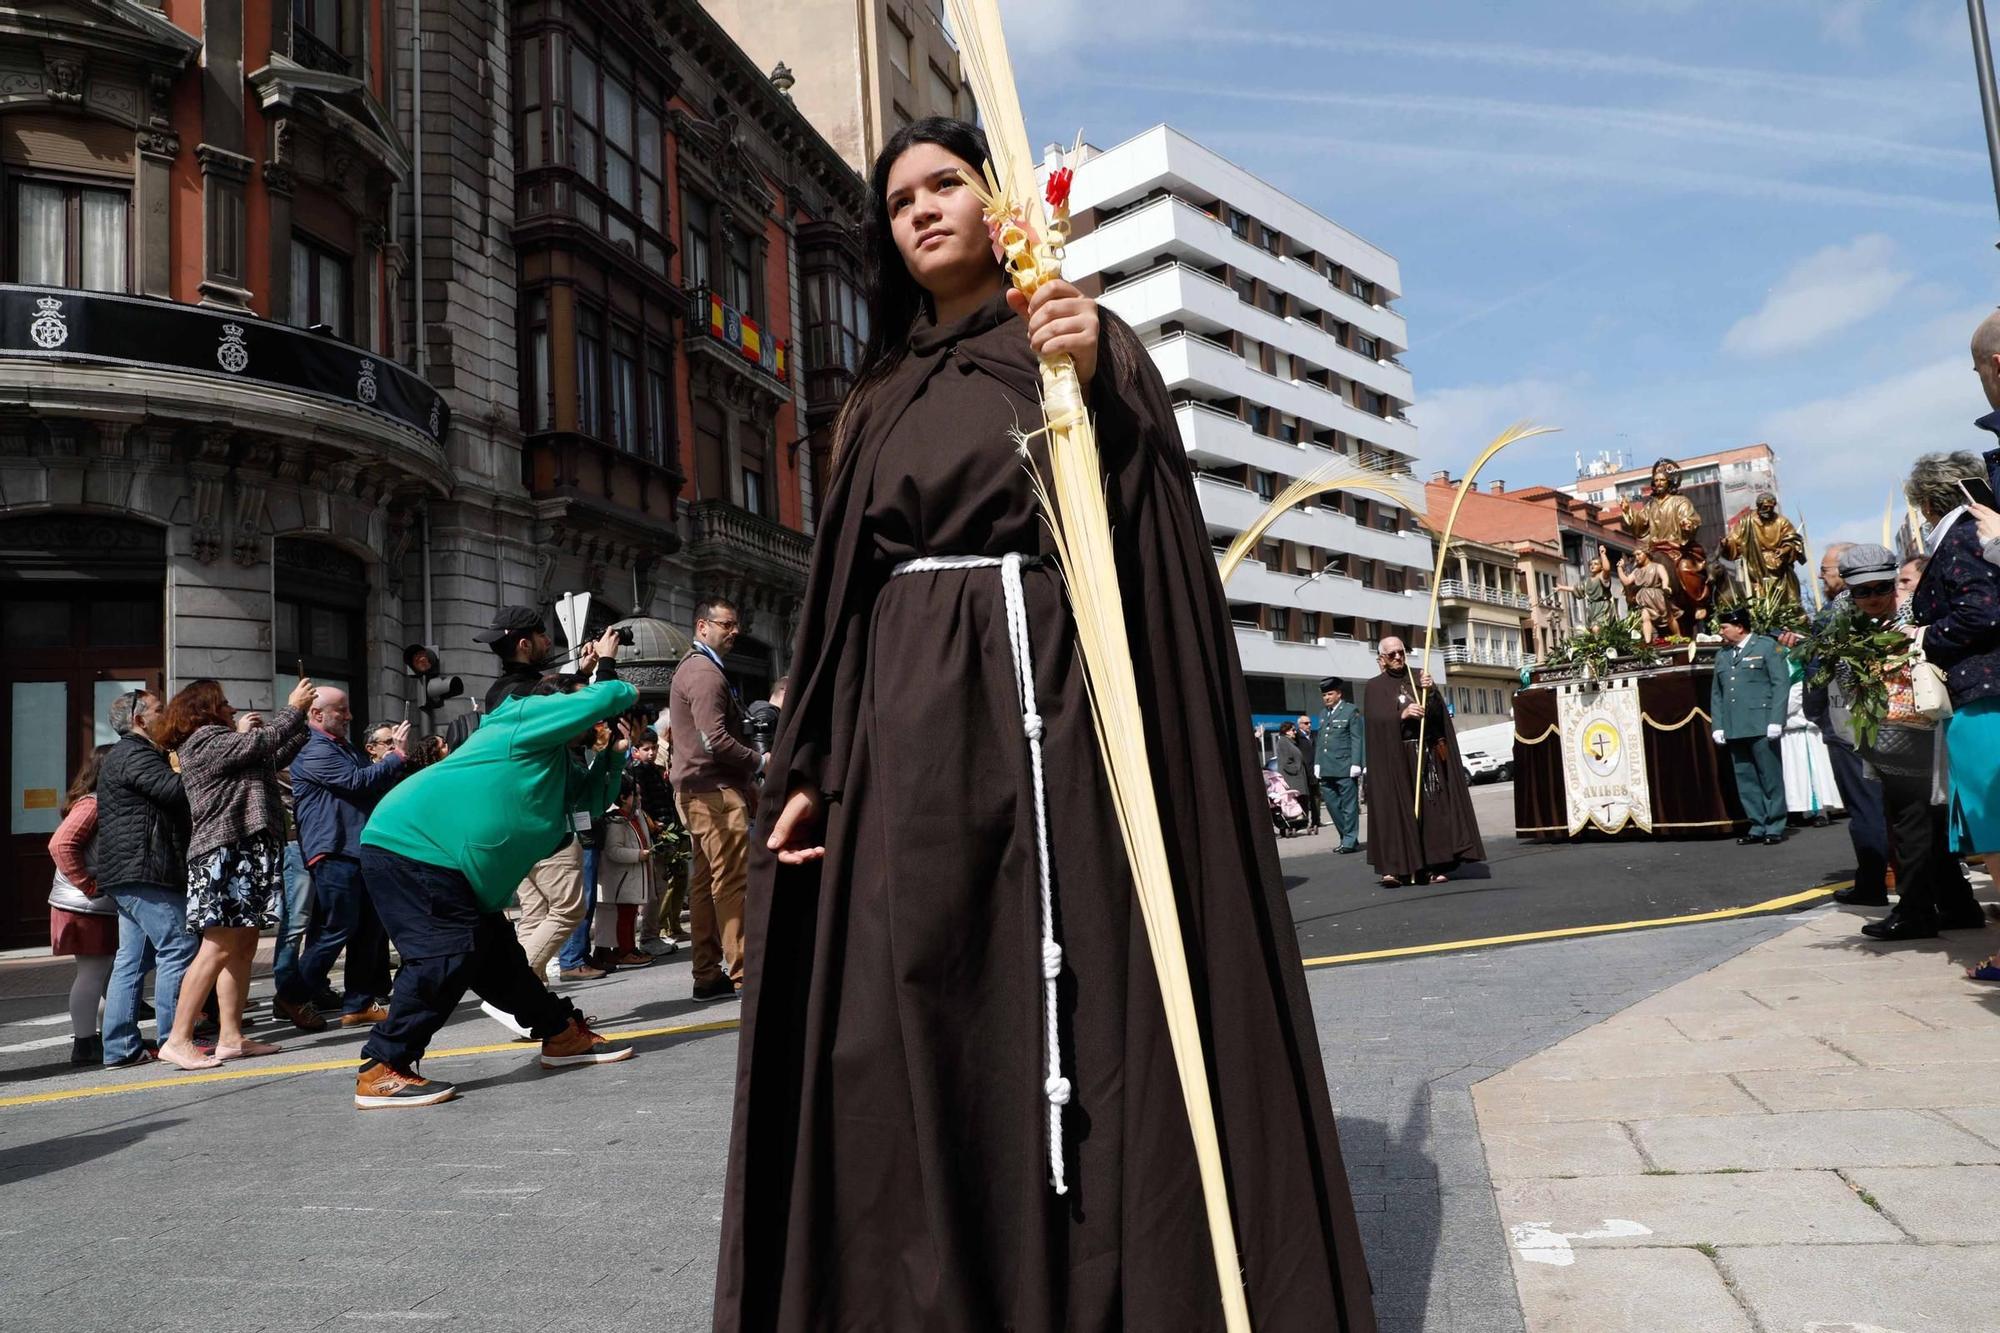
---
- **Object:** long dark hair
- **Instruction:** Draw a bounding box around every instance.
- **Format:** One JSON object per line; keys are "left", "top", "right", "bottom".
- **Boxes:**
{"left": 62, "top": 743, "right": 114, "bottom": 815}
{"left": 835, "top": 116, "right": 1000, "bottom": 456}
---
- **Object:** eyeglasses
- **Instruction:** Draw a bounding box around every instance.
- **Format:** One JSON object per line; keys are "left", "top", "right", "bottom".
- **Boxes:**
{"left": 1380, "top": 650, "right": 1407, "bottom": 659}
{"left": 704, "top": 618, "right": 740, "bottom": 631}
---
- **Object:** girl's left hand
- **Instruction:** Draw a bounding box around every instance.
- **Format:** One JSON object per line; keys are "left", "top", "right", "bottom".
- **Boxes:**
{"left": 1006, "top": 279, "right": 1099, "bottom": 388}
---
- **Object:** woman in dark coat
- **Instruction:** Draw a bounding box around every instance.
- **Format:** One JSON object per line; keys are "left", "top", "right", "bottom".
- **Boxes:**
{"left": 714, "top": 118, "right": 1376, "bottom": 1332}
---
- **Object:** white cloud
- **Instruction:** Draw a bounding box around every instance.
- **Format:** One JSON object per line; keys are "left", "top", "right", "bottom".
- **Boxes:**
{"left": 1721, "top": 235, "right": 1910, "bottom": 357}
{"left": 1404, "top": 377, "right": 1591, "bottom": 478}
{"left": 996, "top": 0, "right": 1196, "bottom": 57}
{"left": 1820, "top": 0, "right": 1875, "bottom": 47}
{"left": 1758, "top": 356, "right": 1980, "bottom": 540}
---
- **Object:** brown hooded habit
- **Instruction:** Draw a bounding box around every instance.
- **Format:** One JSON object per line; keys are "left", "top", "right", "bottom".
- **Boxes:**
{"left": 712, "top": 290, "right": 1377, "bottom": 1332}
{"left": 1360, "top": 672, "right": 1487, "bottom": 880}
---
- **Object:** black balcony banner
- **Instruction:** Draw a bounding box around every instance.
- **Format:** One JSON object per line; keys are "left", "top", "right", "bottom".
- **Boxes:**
{"left": 1, "top": 285, "right": 450, "bottom": 444}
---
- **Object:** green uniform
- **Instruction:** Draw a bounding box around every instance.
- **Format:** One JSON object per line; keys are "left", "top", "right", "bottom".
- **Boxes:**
{"left": 1314, "top": 699, "right": 1365, "bottom": 850}
{"left": 362, "top": 679, "right": 637, "bottom": 910}
{"left": 1710, "top": 632, "right": 1790, "bottom": 839}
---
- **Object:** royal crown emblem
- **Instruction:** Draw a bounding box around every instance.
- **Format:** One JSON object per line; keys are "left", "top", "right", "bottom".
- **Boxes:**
{"left": 28, "top": 296, "right": 67, "bottom": 350}
{"left": 216, "top": 323, "right": 249, "bottom": 373}
{"left": 356, "top": 358, "right": 378, "bottom": 404}
{"left": 428, "top": 399, "right": 442, "bottom": 438}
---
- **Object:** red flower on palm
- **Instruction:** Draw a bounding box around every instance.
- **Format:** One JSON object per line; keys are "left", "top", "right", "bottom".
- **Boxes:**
{"left": 1045, "top": 167, "right": 1074, "bottom": 211}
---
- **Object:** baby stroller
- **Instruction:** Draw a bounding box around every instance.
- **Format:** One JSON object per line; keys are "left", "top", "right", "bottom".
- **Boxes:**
{"left": 1265, "top": 767, "right": 1309, "bottom": 838}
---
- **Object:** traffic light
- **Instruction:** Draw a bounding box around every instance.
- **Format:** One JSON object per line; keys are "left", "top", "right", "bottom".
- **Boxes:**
{"left": 403, "top": 643, "right": 464, "bottom": 712}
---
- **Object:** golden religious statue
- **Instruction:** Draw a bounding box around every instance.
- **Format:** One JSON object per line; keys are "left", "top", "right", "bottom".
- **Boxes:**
{"left": 1618, "top": 457, "right": 1712, "bottom": 633}
{"left": 1718, "top": 491, "right": 1806, "bottom": 604}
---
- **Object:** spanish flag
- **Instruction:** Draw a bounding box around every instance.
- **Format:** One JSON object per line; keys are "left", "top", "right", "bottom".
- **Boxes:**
{"left": 740, "top": 315, "right": 761, "bottom": 363}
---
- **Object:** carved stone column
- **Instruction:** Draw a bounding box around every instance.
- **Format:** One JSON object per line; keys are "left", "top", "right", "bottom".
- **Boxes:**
{"left": 135, "top": 72, "right": 180, "bottom": 300}
{"left": 262, "top": 118, "right": 296, "bottom": 322}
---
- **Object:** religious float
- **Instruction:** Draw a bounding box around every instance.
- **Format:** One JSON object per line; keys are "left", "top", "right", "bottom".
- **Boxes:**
{"left": 1510, "top": 459, "right": 1810, "bottom": 841}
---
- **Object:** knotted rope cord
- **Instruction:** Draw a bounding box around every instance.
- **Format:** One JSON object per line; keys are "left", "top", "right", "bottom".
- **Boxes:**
{"left": 891, "top": 552, "right": 1069, "bottom": 1194}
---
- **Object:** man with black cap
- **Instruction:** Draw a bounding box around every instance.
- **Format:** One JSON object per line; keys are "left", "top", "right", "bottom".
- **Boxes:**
{"left": 476, "top": 607, "right": 556, "bottom": 711}
{"left": 1313, "top": 677, "right": 1364, "bottom": 853}
{"left": 474, "top": 605, "right": 628, "bottom": 987}
{"left": 1711, "top": 605, "right": 1790, "bottom": 845}
{"left": 1836, "top": 545, "right": 1988, "bottom": 940}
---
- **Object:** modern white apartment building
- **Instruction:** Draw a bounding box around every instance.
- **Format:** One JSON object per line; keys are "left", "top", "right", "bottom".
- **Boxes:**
{"left": 1060, "top": 126, "right": 1436, "bottom": 716}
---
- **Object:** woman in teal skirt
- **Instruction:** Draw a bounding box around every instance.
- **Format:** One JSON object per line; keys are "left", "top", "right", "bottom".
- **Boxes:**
{"left": 1903, "top": 451, "right": 2000, "bottom": 974}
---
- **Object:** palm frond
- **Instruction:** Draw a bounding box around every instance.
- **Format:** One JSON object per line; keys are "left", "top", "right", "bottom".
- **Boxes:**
{"left": 1218, "top": 459, "right": 1424, "bottom": 584}
{"left": 1413, "top": 422, "right": 1559, "bottom": 816}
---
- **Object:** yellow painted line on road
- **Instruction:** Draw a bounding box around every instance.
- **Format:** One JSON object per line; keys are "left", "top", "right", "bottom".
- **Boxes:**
{"left": 0, "top": 1016, "right": 741, "bottom": 1111}
{"left": 1300, "top": 884, "right": 1840, "bottom": 969}
{"left": 2, "top": 886, "right": 1844, "bottom": 1110}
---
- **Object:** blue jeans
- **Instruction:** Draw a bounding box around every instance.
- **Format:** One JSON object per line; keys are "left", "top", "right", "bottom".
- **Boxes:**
{"left": 102, "top": 885, "right": 198, "bottom": 1065}
{"left": 293, "top": 854, "right": 391, "bottom": 1014}
{"left": 557, "top": 847, "right": 599, "bottom": 971}
{"left": 271, "top": 841, "right": 312, "bottom": 1002}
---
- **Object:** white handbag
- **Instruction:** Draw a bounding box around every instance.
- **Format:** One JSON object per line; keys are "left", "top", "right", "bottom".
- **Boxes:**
{"left": 1909, "top": 627, "right": 1954, "bottom": 722}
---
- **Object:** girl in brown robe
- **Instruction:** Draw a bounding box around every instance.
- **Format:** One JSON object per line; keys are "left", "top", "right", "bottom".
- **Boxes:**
{"left": 714, "top": 117, "right": 1377, "bottom": 1333}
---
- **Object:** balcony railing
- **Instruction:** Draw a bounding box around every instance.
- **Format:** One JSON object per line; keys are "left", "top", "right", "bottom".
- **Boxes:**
{"left": 1441, "top": 646, "right": 1538, "bottom": 669}
{"left": 686, "top": 499, "right": 810, "bottom": 580}
{"left": 1436, "top": 579, "right": 1531, "bottom": 610}
{"left": 686, "top": 285, "right": 791, "bottom": 399}
{"left": 290, "top": 4, "right": 351, "bottom": 76}
{"left": 0, "top": 283, "right": 447, "bottom": 445}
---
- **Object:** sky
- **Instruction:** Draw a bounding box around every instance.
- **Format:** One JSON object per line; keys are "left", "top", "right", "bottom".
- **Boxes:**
{"left": 1001, "top": 0, "right": 2000, "bottom": 557}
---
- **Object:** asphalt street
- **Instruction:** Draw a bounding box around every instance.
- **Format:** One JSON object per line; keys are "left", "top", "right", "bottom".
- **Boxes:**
{"left": 1279, "top": 780, "right": 1852, "bottom": 959}
{"left": 0, "top": 788, "right": 1865, "bottom": 1332}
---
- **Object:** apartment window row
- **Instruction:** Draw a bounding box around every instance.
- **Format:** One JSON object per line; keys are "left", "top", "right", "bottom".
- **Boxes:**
{"left": 1235, "top": 333, "right": 1405, "bottom": 422}
{"left": 517, "top": 27, "right": 669, "bottom": 274}
{"left": 1216, "top": 202, "right": 1386, "bottom": 311}
{"left": 522, "top": 291, "right": 674, "bottom": 464}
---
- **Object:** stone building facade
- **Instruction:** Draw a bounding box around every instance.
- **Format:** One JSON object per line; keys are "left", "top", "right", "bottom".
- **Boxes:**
{"left": 0, "top": 0, "right": 448, "bottom": 942}
{"left": 0, "top": 0, "right": 866, "bottom": 943}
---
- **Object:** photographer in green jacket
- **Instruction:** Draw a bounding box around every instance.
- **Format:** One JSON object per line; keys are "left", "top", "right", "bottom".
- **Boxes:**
{"left": 350, "top": 674, "right": 639, "bottom": 1109}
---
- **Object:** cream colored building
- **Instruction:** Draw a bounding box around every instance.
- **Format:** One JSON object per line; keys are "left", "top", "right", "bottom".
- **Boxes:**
{"left": 697, "top": 0, "right": 969, "bottom": 175}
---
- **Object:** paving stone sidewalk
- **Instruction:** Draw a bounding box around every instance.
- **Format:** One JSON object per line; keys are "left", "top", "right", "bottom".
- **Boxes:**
{"left": 1476, "top": 893, "right": 2000, "bottom": 1333}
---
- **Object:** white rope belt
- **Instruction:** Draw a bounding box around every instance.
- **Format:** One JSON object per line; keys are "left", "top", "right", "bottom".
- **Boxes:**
{"left": 891, "top": 552, "right": 1069, "bottom": 1195}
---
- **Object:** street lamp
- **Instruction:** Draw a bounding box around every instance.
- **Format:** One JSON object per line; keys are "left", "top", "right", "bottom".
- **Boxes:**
{"left": 1968, "top": 0, "right": 2000, "bottom": 236}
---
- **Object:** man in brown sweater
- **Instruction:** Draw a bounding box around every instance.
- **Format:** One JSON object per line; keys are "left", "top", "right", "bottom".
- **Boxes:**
{"left": 667, "top": 596, "right": 761, "bottom": 1001}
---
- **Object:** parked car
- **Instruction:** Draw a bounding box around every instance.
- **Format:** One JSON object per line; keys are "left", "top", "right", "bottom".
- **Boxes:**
{"left": 1462, "top": 750, "right": 1513, "bottom": 784}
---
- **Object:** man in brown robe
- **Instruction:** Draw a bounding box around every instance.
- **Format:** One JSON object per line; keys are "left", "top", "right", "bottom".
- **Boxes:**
{"left": 1360, "top": 637, "right": 1487, "bottom": 885}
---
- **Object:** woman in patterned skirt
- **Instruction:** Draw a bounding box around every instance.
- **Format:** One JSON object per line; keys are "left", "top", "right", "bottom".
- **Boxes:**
{"left": 154, "top": 676, "right": 317, "bottom": 1069}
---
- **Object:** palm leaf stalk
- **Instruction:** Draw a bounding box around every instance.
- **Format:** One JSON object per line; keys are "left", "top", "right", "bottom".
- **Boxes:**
{"left": 1412, "top": 423, "right": 1559, "bottom": 818}
{"left": 1217, "top": 461, "right": 1424, "bottom": 584}
{"left": 944, "top": 2, "right": 1250, "bottom": 1327}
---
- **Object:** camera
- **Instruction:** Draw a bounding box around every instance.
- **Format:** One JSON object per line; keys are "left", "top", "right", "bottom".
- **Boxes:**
{"left": 614, "top": 626, "right": 635, "bottom": 646}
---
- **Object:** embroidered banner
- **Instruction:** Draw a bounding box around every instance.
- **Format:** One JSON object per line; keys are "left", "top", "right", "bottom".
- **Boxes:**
{"left": 1558, "top": 677, "right": 1654, "bottom": 835}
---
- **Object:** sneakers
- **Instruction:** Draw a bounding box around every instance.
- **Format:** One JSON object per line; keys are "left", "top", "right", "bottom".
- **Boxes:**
{"left": 692, "top": 976, "right": 741, "bottom": 1004}
{"left": 612, "top": 950, "right": 655, "bottom": 969}
{"left": 70, "top": 1034, "right": 102, "bottom": 1067}
{"left": 339, "top": 1004, "right": 390, "bottom": 1028}
{"left": 639, "top": 937, "right": 679, "bottom": 957}
{"left": 556, "top": 964, "right": 607, "bottom": 982}
{"left": 272, "top": 996, "right": 328, "bottom": 1032}
{"left": 539, "top": 1017, "right": 636, "bottom": 1068}
{"left": 354, "top": 1058, "right": 457, "bottom": 1109}
{"left": 479, "top": 1001, "right": 535, "bottom": 1040}
{"left": 105, "top": 1044, "right": 157, "bottom": 1069}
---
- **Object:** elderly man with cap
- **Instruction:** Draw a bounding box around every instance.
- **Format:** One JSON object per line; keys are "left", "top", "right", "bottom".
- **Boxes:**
{"left": 1313, "top": 677, "right": 1365, "bottom": 853}
{"left": 1834, "top": 545, "right": 1989, "bottom": 939}
{"left": 474, "top": 605, "right": 628, "bottom": 987}
{"left": 1711, "top": 605, "right": 1791, "bottom": 845}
